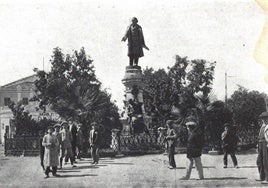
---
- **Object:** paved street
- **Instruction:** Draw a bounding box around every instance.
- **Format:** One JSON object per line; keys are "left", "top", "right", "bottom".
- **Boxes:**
{"left": 0, "top": 151, "right": 265, "bottom": 187}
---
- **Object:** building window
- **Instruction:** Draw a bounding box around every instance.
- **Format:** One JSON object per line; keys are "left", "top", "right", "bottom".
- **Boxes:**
{"left": 4, "top": 98, "right": 11, "bottom": 106}
{"left": 22, "top": 98, "right": 28, "bottom": 105}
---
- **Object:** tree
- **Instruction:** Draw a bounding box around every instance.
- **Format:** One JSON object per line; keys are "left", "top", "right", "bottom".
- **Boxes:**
{"left": 8, "top": 101, "right": 37, "bottom": 135}
{"left": 227, "top": 87, "right": 266, "bottom": 127}
{"left": 33, "top": 47, "right": 121, "bottom": 150}
{"left": 205, "top": 100, "right": 233, "bottom": 149}
{"left": 143, "top": 55, "right": 216, "bottom": 126}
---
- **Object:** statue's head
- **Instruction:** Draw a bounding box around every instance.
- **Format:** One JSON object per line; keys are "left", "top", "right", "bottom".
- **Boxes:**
{"left": 131, "top": 17, "right": 138, "bottom": 24}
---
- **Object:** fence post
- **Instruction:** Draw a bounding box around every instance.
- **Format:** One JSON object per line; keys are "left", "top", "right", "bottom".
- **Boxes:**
{"left": 111, "top": 129, "right": 124, "bottom": 157}
{"left": 4, "top": 134, "right": 7, "bottom": 156}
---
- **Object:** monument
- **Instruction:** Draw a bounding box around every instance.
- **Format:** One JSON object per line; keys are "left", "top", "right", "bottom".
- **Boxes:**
{"left": 121, "top": 17, "right": 149, "bottom": 134}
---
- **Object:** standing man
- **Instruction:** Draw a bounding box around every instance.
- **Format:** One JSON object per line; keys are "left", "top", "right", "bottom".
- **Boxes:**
{"left": 69, "top": 121, "right": 77, "bottom": 163}
{"left": 89, "top": 122, "right": 101, "bottom": 165}
{"left": 180, "top": 121, "right": 204, "bottom": 180}
{"left": 42, "top": 126, "right": 60, "bottom": 178}
{"left": 221, "top": 123, "right": 239, "bottom": 168}
{"left": 122, "top": 17, "right": 149, "bottom": 66}
{"left": 165, "top": 120, "right": 177, "bottom": 169}
{"left": 59, "top": 122, "right": 76, "bottom": 168}
{"left": 53, "top": 124, "right": 62, "bottom": 168}
{"left": 76, "top": 123, "right": 83, "bottom": 160}
{"left": 257, "top": 112, "right": 268, "bottom": 184}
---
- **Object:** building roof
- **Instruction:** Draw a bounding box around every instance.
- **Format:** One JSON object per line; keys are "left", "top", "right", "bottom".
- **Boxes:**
{"left": 0, "top": 75, "right": 37, "bottom": 88}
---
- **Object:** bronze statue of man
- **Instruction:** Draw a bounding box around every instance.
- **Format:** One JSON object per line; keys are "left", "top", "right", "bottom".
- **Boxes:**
{"left": 122, "top": 17, "right": 149, "bottom": 66}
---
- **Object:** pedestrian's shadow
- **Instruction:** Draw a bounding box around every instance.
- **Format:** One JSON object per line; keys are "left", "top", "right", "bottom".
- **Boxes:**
{"left": 76, "top": 165, "right": 100, "bottom": 169}
{"left": 58, "top": 174, "right": 98, "bottom": 178}
{"left": 176, "top": 166, "right": 215, "bottom": 169}
{"left": 204, "top": 177, "right": 247, "bottom": 180}
{"left": 102, "top": 162, "right": 133, "bottom": 165}
{"left": 57, "top": 170, "right": 81, "bottom": 173}
{"left": 238, "top": 166, "right": 257, "bottom": 168}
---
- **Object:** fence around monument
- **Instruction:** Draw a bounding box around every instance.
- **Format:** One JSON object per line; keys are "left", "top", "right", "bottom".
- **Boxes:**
{"left": 4, "top": 126, "right": 259, "bottom": 156}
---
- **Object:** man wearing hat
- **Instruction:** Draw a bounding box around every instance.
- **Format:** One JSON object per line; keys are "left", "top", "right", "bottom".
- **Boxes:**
{"left": 89, "top": 122, "right": 101, "bottom": 165}
{"left": 256, "top": 111, "right": 268, "bottom": 184}
{"left": 165, "top": 120, "right": 178, "bottom": 169}
{"left": 121, "top": 17, "right": 149, "bottom": 66}
{"left": 221, "top": 123, "right": 239, "bottom": 169}
{"left": 53, "top": 124, "right": 62, "bottom": 163}
{"left": 42, "top": 126, "right": 60, "bottom": 178}
{"left": 59, "top": 122, "right": 75, "bottom": 168}
{"left": 180, "top": 121, "right": 204, "bottom": 180}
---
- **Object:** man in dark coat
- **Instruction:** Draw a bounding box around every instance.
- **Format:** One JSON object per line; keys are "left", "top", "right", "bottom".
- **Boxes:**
{"left": 256, "top": 111, "right": 268, "bottom": 184}
{"left": 122, "top": 17, "right": 149, "bottom": 66}
{"left": 221, "top": 123, "right": 239, "bottom": 168}
{"left": 180, "top": 121, "right": 204, "bottom": 180}
{"left": 165, "top": 120, "right": 177, "bottom": 169}
{"left": 89, "top": 122, "right": 101, "bottom": 165}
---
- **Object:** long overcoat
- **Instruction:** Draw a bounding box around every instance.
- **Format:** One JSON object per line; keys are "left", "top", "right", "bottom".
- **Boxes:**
{"left": 42, "top": 134, "right": 59, "bottom": 167}
{"left": 123, "top": 24, "right": 145, "bottom": 58}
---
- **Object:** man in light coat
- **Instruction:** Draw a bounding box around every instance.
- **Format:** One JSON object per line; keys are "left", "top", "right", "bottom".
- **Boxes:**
{"left": 42, "top": 126, "right": 59, "bottom": 178}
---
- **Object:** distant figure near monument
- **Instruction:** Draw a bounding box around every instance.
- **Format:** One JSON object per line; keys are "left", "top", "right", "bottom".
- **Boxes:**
{"left": 121, "top": 17, "right": 149, "bottom": 66}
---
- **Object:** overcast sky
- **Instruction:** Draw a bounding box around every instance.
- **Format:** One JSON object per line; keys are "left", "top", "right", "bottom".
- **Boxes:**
{"left": 0, "top": 0, "right": 266, "bottom": 110}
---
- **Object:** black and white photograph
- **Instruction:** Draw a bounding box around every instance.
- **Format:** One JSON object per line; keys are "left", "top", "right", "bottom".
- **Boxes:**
{"left": 0, "top": 0, "right": 268, "bottom": 187}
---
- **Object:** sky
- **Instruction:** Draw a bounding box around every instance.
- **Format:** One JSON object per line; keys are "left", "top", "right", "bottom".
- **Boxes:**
{"left": 0, "top": 0, "right": 266, "bottom": 110}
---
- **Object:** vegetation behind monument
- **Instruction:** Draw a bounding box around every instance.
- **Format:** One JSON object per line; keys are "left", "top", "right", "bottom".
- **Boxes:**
{"left": 33, "top": 47, "right": 122, "bottom": 151}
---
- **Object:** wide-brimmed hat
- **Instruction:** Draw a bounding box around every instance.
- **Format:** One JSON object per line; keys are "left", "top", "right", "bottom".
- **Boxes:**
{"left": 259, "top": 111, "right": 268, "bottom": 118}
{"left": 91, "top": 122, "right": 98, "bottom": 127}
{"left": 47, "top": 126, "right": 54, "bottom": 130}
{"left": 185, "top": 121, "right": 197, "bottom": 127}
{"left": 54, "top": 124, "right": 61, "bottom": 128}
{"left": 166, "top": 120, "right": 173, "bottom": 126}
{"left": 223, "top": 123, "right": 231, "bottom": 127}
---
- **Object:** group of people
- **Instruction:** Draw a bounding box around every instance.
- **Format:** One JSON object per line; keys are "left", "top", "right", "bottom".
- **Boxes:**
{"left": 164, "top": 111, "right": 268, "bottom": 184}
{"left": 39, "top": 121, "right": 101, "bottom": 178}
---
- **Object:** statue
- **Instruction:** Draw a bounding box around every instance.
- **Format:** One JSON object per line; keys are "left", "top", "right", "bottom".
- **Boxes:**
{"left": 121, "top": 17, "right": 149, "bottom": 66}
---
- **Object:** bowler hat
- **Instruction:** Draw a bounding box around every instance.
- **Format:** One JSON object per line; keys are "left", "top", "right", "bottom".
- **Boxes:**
{"left": 91, "top": 122, "right": 98, "bottom": 127}
{"left": 259, "top": 111, "right": 268, "bottom": 118}
{"left": 47, "top": 126, "right": 54, "bottom": 130}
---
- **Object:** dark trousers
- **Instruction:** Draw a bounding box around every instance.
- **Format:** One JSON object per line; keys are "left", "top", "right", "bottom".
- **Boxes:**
{"left": 91, "top": 146, "right": 99, "bottom": 163}
{"left": 45, "top": 166, "right": 57, "bottom": 176}
{"left": 40, "top": 153, "right": 44, "bottom": 170}
{"left": 129, "top": 57, "right": 139, "bottom": 66}
{"left": 257, "top": 142, "right": 268, "bottom": 181}
{"left": 77, "top": 145, "right": 82, "bottom": 159}
{"left": 60, "top": 148, "right": 74, "bottom": 166}
{"left": 168, "top": 145, "right": 176, "bottom": 168}
{"left": 223, "top": 149, "right": 238, "bottom": 166}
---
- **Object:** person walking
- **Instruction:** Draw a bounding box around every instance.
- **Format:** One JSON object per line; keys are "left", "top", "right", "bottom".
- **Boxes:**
{"left": 42, "top": 126, "right": 60, "bottom": 178}
{"left": 76, "top": 123, "right": 83, "bottom": 160}
{"left": 180, "top": 121, "right": 204, "bottom": 180}
{"left": 59, "top": 122, "right": 76, "bottom": 168}
{"left": 256, "top": 112, "right": 268, "bottom": 184}
{"left": 165, "top": 120, "right": 177, "bottom": 169}
{"left": 69, "top": 121, "right": 77, "bottom": 162}
{"left": 39, "top": 130, "right": 46, "bottom": 171}
{"left": 89, "top": 122, "right": 101, "bottom": 165}
{"left": 221, "top": 123, "right": 239, "bottom": 168}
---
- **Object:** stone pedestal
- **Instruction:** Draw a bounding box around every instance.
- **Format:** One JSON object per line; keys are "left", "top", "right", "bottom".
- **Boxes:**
{"left": 121, "top": 65, "right": 146, "bottom": 134}
{"left": 122, "top": 66, "right": 144, "bottom": 104}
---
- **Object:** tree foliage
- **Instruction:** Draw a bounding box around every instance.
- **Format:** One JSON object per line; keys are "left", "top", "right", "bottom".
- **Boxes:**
{"left": 33, "top": 47, "right": 122, "bottom": 148}
{"left": 227, "top": 87, "right": 266, "bottom": 127}
{"left": 143, "top": 55, "right": 216, "bottom": 126}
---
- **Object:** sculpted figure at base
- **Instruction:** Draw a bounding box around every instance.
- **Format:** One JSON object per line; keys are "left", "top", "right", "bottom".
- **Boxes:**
{"left": 122, "top": 17, "right": 149, "bottom": 66}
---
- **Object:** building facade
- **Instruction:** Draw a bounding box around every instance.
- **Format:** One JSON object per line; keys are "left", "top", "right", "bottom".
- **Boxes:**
{"left": 0, "top": 75, "right": 58, "bottom": 144}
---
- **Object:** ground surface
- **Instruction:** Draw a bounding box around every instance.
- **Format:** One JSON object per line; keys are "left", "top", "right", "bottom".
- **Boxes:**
{"left": 0, "top": 148, "right": 265, "bottom": 188}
